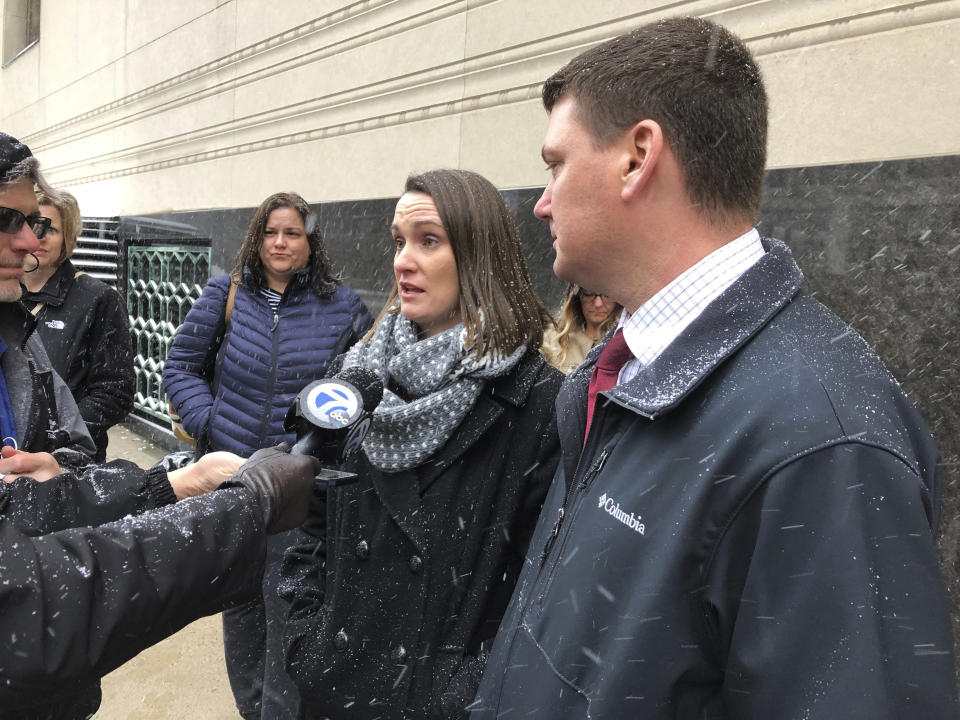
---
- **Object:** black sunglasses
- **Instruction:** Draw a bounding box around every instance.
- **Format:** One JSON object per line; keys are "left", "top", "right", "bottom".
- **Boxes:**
{"left": 0, "top": 206, "right": 52, "bottom": 239}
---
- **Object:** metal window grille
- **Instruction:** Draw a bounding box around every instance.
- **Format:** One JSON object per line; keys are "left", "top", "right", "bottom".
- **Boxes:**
{"left": 81, "top": 216, "right": 210, "bottom": 447}
{"left": 127, "top": 244, "right": 211, "bottom": 431}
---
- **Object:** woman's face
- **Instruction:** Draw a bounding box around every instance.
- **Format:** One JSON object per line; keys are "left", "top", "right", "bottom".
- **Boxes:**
{"left": 258, "top": 206, "right": 310, "bottom": 291}
{"left": 391, "top": 192, "right": 460, "bottom": 339}
{"left": 36, "top": 203, "right": 65, "bottom": 272}
{"left": 579, "top": 290, "right": 618, "bottom": 337}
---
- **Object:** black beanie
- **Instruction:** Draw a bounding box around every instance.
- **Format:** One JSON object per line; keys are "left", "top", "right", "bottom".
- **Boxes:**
{"left": 0, "top": 132, "right": 34, "bottom": 184}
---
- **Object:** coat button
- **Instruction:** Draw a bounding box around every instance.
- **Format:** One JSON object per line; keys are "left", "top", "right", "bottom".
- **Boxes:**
{"left": 391, "top": 644, "right": 407, "bottom": 663}
{"left": 355, "top": 539, "right": 369, "bottom": 561}
{"left": 408, "top": 555, "right": 422, "bottom": 573}
{"left": 333, "top": 630, "right": 349, "bottom": 653}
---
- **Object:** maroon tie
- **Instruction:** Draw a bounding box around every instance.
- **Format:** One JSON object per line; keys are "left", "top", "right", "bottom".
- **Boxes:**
{"left": 585, "top": 329, "right": 632, "bottom": 439}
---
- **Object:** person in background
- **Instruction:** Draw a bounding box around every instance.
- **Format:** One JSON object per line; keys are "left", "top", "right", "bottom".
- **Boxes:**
{"left": 472, "top": 17, "right": 957, "bottom": 719}
{"left": 541, "top": 284, "right": 621, "bottom": 374}
{"left": 280, "top": 169, "right": 563, "bottom": 719}
{"left": 163, "top": 191, "right": 373, "bottom": 720}
{"left": 21, "top": 189, "right": 134, "bottom": 461}
{"left": 0, "top": 130, "right": 322, "bottom": 720}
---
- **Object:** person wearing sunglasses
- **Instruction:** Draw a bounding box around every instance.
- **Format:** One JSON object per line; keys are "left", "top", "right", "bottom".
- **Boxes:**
{"left": 19, "top": 189, "right": 135, "bottom": 462}
{"left": 542, "top": 284, "right": 622, "bottom": 374}
{"left": 0, "top": 205, "right": 51, "bottom": 246}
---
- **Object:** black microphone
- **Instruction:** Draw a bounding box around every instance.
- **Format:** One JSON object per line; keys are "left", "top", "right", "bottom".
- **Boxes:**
{"left": 284, "top": 366, "right": 384, "bottom": 486}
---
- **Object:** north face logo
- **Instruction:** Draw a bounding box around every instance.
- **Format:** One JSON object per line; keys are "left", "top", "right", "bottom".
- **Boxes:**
{"left": 44, "top": 320, "right": 65, "bottom": 330}
{"left": 597, "top": 492, "right": 645, "bottom": 535}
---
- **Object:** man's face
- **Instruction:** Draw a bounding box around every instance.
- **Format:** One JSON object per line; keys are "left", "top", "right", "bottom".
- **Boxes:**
{"left": 534, "top": 97, "right": 624, "bottom": 294}
{"left": 0, "top": 177, "right": 41, "bottom": 302}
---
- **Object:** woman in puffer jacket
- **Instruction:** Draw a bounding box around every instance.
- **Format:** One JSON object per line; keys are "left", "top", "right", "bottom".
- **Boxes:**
{"left": 162, "top": 191, "right": 372, "bottom": 720}
{"left": 280, "top": 170, "right": 563, "bottom": 719}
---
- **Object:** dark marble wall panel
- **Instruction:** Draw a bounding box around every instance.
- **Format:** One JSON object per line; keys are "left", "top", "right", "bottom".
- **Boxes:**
{"left": 146, "top": 154, "right": 959, "bottom": 638}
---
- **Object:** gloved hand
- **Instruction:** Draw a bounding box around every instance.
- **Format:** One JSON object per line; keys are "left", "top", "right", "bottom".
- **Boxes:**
{"left": 221, "top": 443, "right": 322, "bottom": 534}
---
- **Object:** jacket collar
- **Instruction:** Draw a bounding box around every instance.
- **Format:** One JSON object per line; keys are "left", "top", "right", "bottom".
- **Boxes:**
{"left": 242, "top": 264, "right": 312, "bottom": 294}
{"left": 0, "top": 300, "right": 38, "bottom": 351}
{"left": 603, "top": 238, "right": 804, "bottom": 419}
{"left": 21, "top": 259, "right": 76, "bottom": 307}
{"left": 370, "top": 351, "right": 547, "bottom": 550}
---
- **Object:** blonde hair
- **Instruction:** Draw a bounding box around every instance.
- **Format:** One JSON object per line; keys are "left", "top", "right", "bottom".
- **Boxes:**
{"left": 37, "top": 189, "right": 82, "bottom": 261}
{"left": 548, "top": 285, "right": 621, "bottom": 369}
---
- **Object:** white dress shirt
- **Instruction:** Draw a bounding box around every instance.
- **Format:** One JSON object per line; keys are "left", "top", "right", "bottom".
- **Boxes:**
{"left": 617, "top": 228, "right": 765, "bottom": 385}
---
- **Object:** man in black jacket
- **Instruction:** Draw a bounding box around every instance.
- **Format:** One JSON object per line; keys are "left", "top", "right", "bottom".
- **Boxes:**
{"left": 0, "top": 131, "right": 323, "bottom": 719}
{"left": 473, "top": 17, "right": 958, "bottom": 719}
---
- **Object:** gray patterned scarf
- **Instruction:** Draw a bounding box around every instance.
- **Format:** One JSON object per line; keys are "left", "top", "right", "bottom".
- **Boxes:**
{"left": 341, "top": 310, "right": 525, "bottom": 472}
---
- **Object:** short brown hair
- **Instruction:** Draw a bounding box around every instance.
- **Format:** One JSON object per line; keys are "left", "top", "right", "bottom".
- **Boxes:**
{"left": 232, "top": 192, "right": 338, "bottom": 297}
{"left": 37, "top": 189, "right": 81, "bottom": 262}
{"left": 377, "top": 169, "right": 550, "bottom": 357}
{"left": 542, "top": 16, "right": 767, "bottom": 222}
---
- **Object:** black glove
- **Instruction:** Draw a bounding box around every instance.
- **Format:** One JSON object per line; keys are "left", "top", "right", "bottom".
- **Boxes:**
{"left": 222, "top": 443, "right": 322, "bottom": 534}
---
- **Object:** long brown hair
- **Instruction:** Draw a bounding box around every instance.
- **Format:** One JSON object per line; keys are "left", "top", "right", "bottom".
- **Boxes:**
{"left": 374, "top": 169, "right": 550, "bottom": 357}
{"left": 231, "top": 192, "right": 338, "bottom": 297}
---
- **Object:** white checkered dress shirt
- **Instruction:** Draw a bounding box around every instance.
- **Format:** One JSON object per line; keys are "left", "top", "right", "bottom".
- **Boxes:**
{"left": 617, "top": 228, "right": 765, "bottom": 385}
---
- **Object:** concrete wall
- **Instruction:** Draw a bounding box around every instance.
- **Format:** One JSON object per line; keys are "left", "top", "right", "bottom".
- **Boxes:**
{"left": 1, "top": 0, "right": 957, "bottom": 214}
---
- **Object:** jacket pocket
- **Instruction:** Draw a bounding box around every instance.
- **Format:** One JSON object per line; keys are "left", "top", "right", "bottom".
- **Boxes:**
{"left": 432, "top": 646, "right": 486, "bottom": 720}
{"left": 282, "top": 603, "right": 332, "bottom": 695}
{"left": 495, "top": 626, "right": 589, "bottom": 716}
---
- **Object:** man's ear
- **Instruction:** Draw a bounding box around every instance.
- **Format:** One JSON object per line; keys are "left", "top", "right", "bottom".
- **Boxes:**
{"left": 621, "top": 119, "right": 663, "bottom": 201}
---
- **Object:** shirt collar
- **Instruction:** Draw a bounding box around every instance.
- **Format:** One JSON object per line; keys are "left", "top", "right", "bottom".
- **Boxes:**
{"left": 618, "top": 228, "right": 765, "bottom": 371}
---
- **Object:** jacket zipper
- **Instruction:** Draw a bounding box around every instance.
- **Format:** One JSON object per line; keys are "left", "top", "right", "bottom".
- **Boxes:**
{"left": 257, "top": 309, "right": 281, "bottom": 445}
{"left": 541, "top": 446, "right": 610, "bottom": 563}
{"left": 535, "top": 445, "right": 611, "bottom": 606}
{"left": 23, "top": 359, "right": 41, "bottom": 448}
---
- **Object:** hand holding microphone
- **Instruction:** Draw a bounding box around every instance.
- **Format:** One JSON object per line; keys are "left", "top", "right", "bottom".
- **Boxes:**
{"left": 221, "top": 444, "right": 322, "bottom": 533}
{"left": 283, "top": 366, "right": 384, "bottom": 486}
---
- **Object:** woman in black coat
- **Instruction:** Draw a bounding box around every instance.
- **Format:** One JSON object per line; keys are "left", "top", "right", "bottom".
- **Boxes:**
{"left": 280, "top": 169, "right": 562, "bottom": 719}
{"left": 22, "top": 190, "right": 134, "bottom": 461}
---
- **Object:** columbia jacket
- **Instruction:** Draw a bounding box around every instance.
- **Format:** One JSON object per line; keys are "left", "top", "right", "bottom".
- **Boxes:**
{"left": 0, "top": 302, "right": 96, "bottom": 467}
{"left": 22, "top": 259, "right": 135, "bottom": 461}
{"left": 281, "top": 351, "right": 562, "bottom": 719}
{"left": 162, "top": 270, "right": 373, "bottom": 456}
{"left": 472, "top": 239, "right": 958, "bottom": 719}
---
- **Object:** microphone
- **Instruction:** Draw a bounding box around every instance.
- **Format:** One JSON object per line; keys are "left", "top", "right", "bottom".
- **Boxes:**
{"left": 284, "top": 366, "right": 383, "bottom": 486}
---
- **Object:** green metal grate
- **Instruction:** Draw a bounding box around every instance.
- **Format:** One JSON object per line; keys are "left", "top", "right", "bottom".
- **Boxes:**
{"left": 127, "top": 245, "right": 211, "bottom": 426}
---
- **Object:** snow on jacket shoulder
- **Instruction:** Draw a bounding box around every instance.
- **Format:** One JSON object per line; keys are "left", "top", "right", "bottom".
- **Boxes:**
{"left": 162, "top": 271, "right": 373, "bottom": 456}
{"left": 473, "top": 239, "right": 958, "bottom": 719}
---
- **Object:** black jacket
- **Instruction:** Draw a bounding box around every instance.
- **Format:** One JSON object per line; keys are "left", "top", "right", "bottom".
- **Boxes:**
{"left": 0, "top": 464, "right": 265, "bottom": 720}
{"left": 22, "top": 260, "right": 135, "bottom": 460}
{"left": 281, "top": 351, "right": 562, "bottom": 719}
{"left": 472, "top": 240, "right": 958, "bottom": 719}
{"left": 0, "top": 301, "right": 96, "bottom": 467}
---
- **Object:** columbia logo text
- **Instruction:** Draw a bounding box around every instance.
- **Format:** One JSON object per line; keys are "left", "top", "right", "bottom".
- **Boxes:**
{"left": 597, "top": 493, "right": 645, "bottom": 535}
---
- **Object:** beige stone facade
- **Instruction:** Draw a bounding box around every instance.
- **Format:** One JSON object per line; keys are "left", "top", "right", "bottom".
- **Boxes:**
{"left": 1, "top": 0, "right": 957, "bottom": 215}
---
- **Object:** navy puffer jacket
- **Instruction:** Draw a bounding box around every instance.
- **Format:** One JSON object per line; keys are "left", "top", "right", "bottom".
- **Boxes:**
{"left": 162, "top": 270, "right": 373, "bottom": 456}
